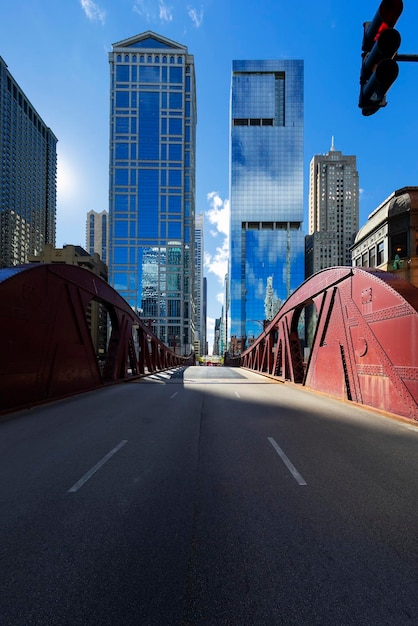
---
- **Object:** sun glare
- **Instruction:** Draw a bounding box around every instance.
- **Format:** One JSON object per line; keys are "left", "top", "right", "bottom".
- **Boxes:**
{"left": 57, "top": 157, "right": 78, "bottom": 202}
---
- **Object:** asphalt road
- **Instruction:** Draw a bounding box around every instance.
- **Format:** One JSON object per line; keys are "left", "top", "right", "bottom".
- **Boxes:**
{"left": 1, "top": 366, "right": 418, "bottom": 625}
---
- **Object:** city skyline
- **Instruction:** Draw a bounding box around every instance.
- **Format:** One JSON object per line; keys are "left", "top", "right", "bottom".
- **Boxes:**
{"left": 1, "top": 0, "right": 418, "bottom": 351}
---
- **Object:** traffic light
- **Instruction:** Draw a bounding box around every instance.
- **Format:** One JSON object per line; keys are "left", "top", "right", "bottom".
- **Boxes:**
{"left": 359, "top": 0, "right": 403, "bottom": 116}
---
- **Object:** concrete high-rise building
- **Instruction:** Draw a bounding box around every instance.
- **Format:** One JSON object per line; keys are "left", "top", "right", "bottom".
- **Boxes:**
{"left": 305, "top": 139, "right": 359, "bottom": 277}
{"left": 108, "top": 32, "right": 197, "bottom": 355}
{"left": 86, "top": 210, "right": 109, "bottom": 264}
{"left": 229, "top": 60, "right": 304, "bottom": 347}
{"left": 0, "top": 56, "right": 57, "bottom": 268}
{"left": 202, "top": 276, "right": 207, "bottom": 355}
{"left": 194, "top": 213, "right": 206, "bottom": 354}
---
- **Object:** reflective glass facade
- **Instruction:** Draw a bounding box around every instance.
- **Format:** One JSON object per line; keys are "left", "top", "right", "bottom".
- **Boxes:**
{"left": 108, "top": 32, "right": 196, "bottom": 354}
{"left": 229, "top": 60, "right": 304, "bottom": 344}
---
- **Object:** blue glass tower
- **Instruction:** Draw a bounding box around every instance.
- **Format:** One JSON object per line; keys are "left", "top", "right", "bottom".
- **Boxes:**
{"left": 229, "top": 60, "right": 304, "bottom": 347}
{"left": 108, "top": 32, "right": 196, "bottom": 354}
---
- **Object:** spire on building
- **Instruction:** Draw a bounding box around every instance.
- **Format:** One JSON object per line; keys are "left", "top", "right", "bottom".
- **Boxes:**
{"left": 330, "top": 136, "right": 335, "bottom": 151}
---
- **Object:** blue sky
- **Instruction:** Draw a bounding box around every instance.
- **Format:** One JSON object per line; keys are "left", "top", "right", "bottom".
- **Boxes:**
{"left": 1, "top": 0, "right": 417, "bottom": 350}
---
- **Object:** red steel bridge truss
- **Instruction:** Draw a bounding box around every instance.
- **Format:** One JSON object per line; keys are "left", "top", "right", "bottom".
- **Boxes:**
{"left": 225, "top": 267, "right": 418, "bottom": 421}
{"left": 1, "top": 264, "right": 417, "bottom": 420}
{"left": 0, "top": 264, "right": 192, "bottom": 415}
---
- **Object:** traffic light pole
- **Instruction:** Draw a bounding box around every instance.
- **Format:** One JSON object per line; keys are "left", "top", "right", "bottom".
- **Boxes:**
{"left": 395, "top": 54, "right": 418, "bottom": 62}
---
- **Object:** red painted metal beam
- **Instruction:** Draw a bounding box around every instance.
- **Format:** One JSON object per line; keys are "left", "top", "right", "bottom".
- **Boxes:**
{"left": 0, "top": 264, "right": 192, "bottom": 414}
{"left": 226, "top": 267, "right": 418, "bottom": 421}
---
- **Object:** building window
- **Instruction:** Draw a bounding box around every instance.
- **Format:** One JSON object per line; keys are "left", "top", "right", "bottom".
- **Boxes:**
{"left": 170, "top": 67, "right": 183, "bottom": 83}
{"left": 369, "top": 246, "right": 376, "bottom": 268}
{"left": 377, "top": 241, "right": 384, "bottom": 265}
{"left": 390, "top": 232, "right": 408, "bottom": 259}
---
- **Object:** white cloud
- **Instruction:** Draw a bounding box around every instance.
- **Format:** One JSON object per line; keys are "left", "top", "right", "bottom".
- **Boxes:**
{"left": 206, "top": 191, "right": 229, "bottom": 237}
{"left": 80, "top": 0, "right": 105, "bottom": 24}
{"left": 133, "top": 0, "right": 173, "bottom": 22}
{"left": 133, "top": 0, "right": 153, "bottom": 21}
{"left": 204, "top": 192, "right": 230, "bottom": 284}
{"left": 204, "top": 238, "right": 228, "bottom": 283}
{"left": 188, "top": 6, "right": 204, "bottom": 27}
{"left": 159, "top": 0, "right": 173, "bottom": 22}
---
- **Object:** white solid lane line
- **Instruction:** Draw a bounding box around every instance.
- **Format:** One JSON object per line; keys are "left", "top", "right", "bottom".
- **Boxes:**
{"left": 68, "top": 440, "right": 128, "bottom": 493}
{"left": 267, "top": 437, "right": 307, "bottom": 486}
{"left": 170, "top": 392, "right": 178, "bottom": 399}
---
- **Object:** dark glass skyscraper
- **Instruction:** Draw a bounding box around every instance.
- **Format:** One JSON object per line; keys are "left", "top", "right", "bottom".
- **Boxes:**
{"left": 0, "top": 56, "right": 57, "bottom": 268}
{"left": 229, "top": 60, "right": 304, "bottom": 346}
{"left": 108, "top": 32, "right": 196, "bottom": 354}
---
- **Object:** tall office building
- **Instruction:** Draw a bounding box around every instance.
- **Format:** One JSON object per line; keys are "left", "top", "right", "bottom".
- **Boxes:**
{"left": 305, "top": 139, "right": 359, "bottom": 277}
{"left": 213, "top": 316, "right": 221, "bottom": 356}
{"left": 202, "top": 276, "right": 207, "bottom": 355}
{"left": 194, "top": 213, "right": 206, "bottom": 354}
{"left": 0, "top": 56, "right": 57, "bottom": 268}
{"left": 108, "top": 32, "right": 197, "bottom": 354}
{"left": 229, "top": 60, "right": 304, "bottom": 345}
{"left": 86, "top": 210, "right": 109, "bottom": 264}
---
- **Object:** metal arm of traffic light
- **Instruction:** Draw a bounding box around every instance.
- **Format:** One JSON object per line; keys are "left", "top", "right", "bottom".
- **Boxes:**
{"left": 395, "top": 54, "right": 418, "bottom": 62}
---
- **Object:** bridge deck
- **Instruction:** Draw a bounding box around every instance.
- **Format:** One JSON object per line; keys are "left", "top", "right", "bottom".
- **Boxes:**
{"left": 1, "top": 366, "right": 417, "bottom": 624}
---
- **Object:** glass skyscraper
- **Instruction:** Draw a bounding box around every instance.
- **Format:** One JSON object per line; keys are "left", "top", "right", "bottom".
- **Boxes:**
{"left": 108, "top": 32, "right": 196, "bottom": 354}
{"left": 229, "top": 60, "right": 304, "bottom": 346}
{"left": 0, "top": 56, "right": 57, "bottom": 268}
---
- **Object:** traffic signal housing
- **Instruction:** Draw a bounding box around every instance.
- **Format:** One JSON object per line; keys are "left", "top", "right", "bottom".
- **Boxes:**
{"left": 359, "top": 0, "right": 403, "bottom": 116}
